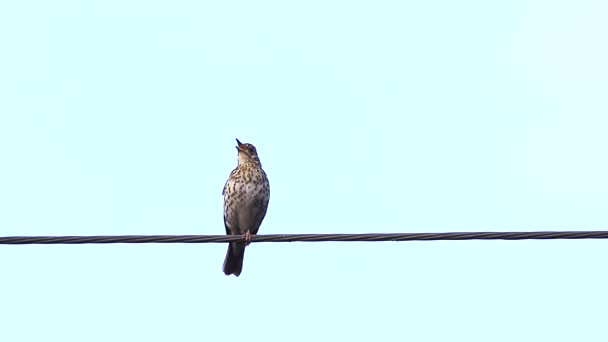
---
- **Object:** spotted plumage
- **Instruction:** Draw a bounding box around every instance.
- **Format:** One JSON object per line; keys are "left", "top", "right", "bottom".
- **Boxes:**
{"left": 222, "top": 139, "right": 270, "bottom": 276}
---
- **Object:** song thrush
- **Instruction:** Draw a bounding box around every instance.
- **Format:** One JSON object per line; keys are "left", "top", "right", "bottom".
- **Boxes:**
{"left": 222, "top": 138, "right": 270, "bottom": 276}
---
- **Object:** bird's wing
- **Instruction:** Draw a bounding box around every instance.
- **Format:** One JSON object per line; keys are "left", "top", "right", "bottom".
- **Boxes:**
{"left": 223, "top": 169, "right": 234, "bottom": 235}
{"left": 222, "top": 168, "right": 238, "bottom": 195}
{"left": 224, "top": 210, "right": 235, "bottom": 235}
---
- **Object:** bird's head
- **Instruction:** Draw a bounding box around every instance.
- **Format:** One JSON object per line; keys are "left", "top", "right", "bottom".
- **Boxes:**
{"left": 236, "top": 138, "right": 261, "bottom": 166}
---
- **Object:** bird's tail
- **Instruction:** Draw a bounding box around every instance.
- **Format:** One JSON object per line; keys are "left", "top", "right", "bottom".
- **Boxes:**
{"left": 223, "top": 242, "right": 246, "bottom": 277}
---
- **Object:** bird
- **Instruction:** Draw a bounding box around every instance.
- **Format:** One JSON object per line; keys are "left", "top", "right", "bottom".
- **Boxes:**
{"left": 222, "top": 138, "right": 270, "bottom": 276}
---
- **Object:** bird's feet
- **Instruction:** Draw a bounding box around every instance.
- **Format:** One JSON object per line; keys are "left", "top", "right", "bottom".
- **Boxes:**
{"left": 244, "top": 231, "right": 252, "bottom": 245}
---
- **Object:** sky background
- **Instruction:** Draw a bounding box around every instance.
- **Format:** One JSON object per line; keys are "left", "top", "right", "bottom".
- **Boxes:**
{"left": 1, "top": 0, "right": 607, "bottom": 341}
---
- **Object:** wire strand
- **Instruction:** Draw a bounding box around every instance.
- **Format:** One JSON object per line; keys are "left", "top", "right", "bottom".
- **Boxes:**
{"left": 1, "top": 231, "right": 608, "bottom": 244}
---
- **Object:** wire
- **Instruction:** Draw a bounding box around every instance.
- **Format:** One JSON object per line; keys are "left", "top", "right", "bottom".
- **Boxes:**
{"left": 1, "top": 231, "right": 608, "bottom": 244}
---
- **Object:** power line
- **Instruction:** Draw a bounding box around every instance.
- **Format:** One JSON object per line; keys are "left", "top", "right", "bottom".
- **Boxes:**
{"left": 1, "top": 231, "right": 608, "bottom": 245}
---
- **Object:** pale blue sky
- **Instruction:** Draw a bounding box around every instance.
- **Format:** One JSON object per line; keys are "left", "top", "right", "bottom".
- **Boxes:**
{"left": 1, "top": 0, "right": 607, "bottom": 341}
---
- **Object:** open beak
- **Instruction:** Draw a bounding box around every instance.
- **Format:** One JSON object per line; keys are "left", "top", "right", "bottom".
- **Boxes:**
{"left": 236, "top": 138, "right": 245, "bottom": 152}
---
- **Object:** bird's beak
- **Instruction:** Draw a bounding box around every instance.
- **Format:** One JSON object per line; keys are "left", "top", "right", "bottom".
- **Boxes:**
{"left": 236, "top": 138, "right": 245, "bottom": 152}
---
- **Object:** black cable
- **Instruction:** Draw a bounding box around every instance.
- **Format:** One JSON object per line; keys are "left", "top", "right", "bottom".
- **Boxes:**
{"left": 1, "top": 231, "right": 608, "bottom": 244}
